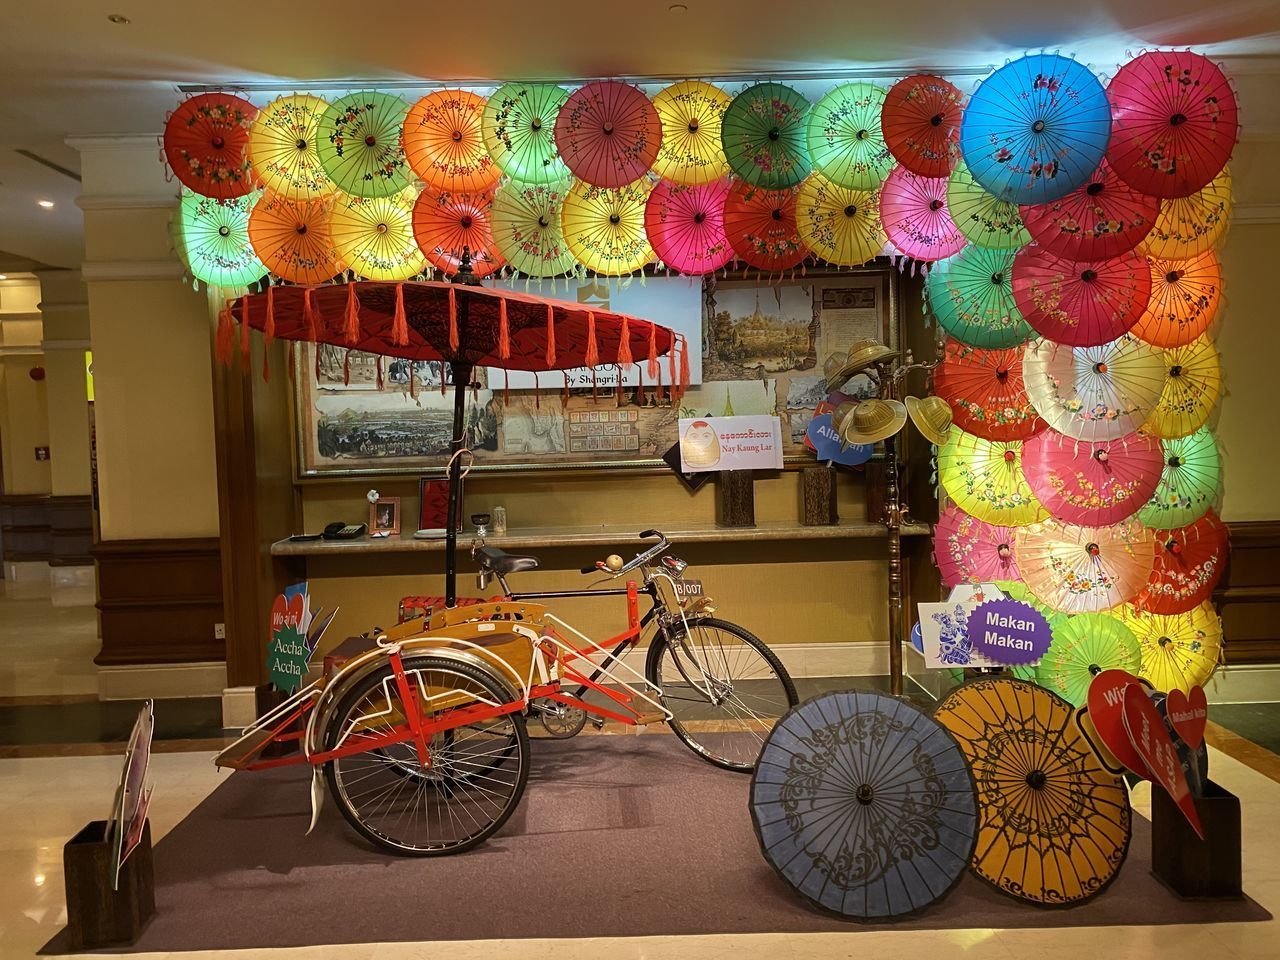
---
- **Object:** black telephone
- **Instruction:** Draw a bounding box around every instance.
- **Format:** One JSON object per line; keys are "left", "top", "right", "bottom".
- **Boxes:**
{"left": 322, "top": 521, "right": 367, "bottom": 540}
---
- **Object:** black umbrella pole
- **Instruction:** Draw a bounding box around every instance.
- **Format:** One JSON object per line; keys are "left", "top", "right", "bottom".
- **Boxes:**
{"left": 445, "top": 361, "right": 472, "bottom": 608}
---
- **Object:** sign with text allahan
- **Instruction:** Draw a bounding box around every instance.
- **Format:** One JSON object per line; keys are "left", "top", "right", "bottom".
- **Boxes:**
{"left": 969, "top": 599, "right": 1053, "bottom": 666}
{"left": 679, "top": 415, "right": 784, "bottom": 473}
{"left": 267, "top": 582, "right": 313, "bottom": 694}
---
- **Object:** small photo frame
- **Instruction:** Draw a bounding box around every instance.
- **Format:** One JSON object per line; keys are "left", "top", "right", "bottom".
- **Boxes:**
{"left": 370, "top": 497, "right": 401, "bottom": 536}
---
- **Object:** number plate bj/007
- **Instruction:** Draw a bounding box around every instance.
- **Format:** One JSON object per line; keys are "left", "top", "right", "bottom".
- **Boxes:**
{"left": 673, "top": 579, "right": 703, "bottom": 598}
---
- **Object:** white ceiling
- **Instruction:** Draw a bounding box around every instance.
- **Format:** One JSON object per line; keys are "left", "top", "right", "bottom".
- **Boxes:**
{"left": 1, "top": 0, "right": 1278, "bottom": 269}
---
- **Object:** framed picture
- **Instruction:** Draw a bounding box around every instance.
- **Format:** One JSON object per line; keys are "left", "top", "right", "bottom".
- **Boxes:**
{"left": 370, "top": 497, "right": 401, "bottom": 536}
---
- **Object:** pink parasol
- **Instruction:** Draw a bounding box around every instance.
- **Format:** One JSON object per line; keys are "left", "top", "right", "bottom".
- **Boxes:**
{"left": 1012, "top": 246, "right": 1152, "bottom": 347}
{"left": 1021, "top": 429, "right": 1164, "bottom": 526}
{"left": 1133, "top": 510, "right": 1229, "bottom": 615}
{"left": 934, "top": 503, "right": 1020, "bottom": 587}
{"left": 644, "top": 178, "right": 733, "bottom": 275}
{"left": 1019, "top": 158, "right": 1161, "bottom": 262}
{"left": 555, "top": 81, "right": 662, "bottom": 188}
{"left": 879, "top": 166, "right": 966, "bottom": 262}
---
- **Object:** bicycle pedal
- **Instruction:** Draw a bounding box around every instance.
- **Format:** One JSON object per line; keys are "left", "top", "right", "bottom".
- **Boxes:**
{"left": 589, "top": 715, "right": 606, "bottom": 730}
{"left": 630, "top": 710, "right": 667, "bottom": 726}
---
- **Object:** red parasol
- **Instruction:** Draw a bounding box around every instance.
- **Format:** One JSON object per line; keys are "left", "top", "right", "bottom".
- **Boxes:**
{"left": 722, "top": 180, "right": 807, "bottom": 274}
{"left": 1021, "top": 429, "right": 1164, "bottom": 526}
{"left": 555, "top": 81, "right": 662, "bottom": 188}
{"left": 881, "top": 75, "right": 965, "bottom": 178}
{"left": 412, "top": 189, "right": 505, "bottom": 279}
{"left": 1131, "top": 251, "right": 1222, "bottom": 349}
{"left": 1012, "top": 246, "right": 1152, "bottom": 347}
{"left": 1133, "top": 510, "right": 1228, "bottom": 615}
{"left": 163, "top": 93, "right": 258, "bottom": 200}
{"left": 934, "top": 503, "right": 1021, "bottom": 588}
{"left": 933, "top": 339, "right": 1044, "bottom": 442}
{"left": 1019, "top": 158, "right": 1162, "bottom": 262}
{"left": 644, "top": 178, "right": 733, "bottom": 275}
{"left": 879, "top": 166, "right": 966, "bottom": 262}
{"left": 1107, "top": 51, "right": 1239, "bottom": 199}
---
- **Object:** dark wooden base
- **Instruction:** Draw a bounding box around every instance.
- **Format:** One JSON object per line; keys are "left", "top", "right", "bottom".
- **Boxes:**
{"left": 63, "top": 818, "right": 155, "bottom": 950}
{"left": 800, "top": 466, "right": 838, "bottom": 526}
{"left": 715, "top": 471, "right": 755, "bottom": 528}
{"left": 1151, "top": 779, "right": 1242, "bottom": 899}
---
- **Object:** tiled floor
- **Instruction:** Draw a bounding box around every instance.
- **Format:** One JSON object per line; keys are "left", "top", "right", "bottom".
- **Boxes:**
{"left": 0, "top": 578, "right": 99, "bottom": 700}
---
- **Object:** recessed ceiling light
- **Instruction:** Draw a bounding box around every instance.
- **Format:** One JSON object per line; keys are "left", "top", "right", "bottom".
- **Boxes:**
{"left": 107, "top": 13, "right": 131, "bottom": 24}
{"left": 37, "top": 199, "right": 55, "bottom": 209}
{"left": 0, "top": 275, "right": 8, "bottom": 281}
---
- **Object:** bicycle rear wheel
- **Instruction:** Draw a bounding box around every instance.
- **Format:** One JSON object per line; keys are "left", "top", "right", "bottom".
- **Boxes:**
{"left": 646, "top": 617, "right": 797, "bottom": 772}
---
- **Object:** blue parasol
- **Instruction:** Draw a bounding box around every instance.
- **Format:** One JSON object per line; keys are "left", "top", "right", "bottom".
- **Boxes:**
{"left": 960, "top": 54, "right": 1111, "bottom": 205}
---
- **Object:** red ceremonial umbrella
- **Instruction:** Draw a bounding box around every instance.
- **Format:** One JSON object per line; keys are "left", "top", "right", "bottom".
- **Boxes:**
{"left": 723, "top": 180, "right": 807, "bottom": 274}
{"left": 555, "top": 81, "right": 662, "bottom": 188}
{"left": 879, "top": 166, "right": 966, "bottom": 262}
{"left": 933, "top": 339, "right": 1044, "bottom": 442}
{"left": 1019, "top": 158, "right": 1162, "bottom": 262}
{"left": 1012, "top": 246, "right": 1151, "bottom": 346}
{"left": 1133, "top": 510, "right": 1229, "bottom": 615}
{"left": 1131, "top": 251, "right": 1222, "bottom": 349}
{"left": 644, "top": 178, "right": 733, "bottom": 275}
{"left": 934, "top": 503, "right": 1020, "bottom": 588}
{"left": 163, "top": 93, "right": 258, "bottom": 200}
{"left": 881, "top": 75, "right": 965, "bottom": 178}
{"left": 1021, "top": 429, "right": 1164, "bottom": 526}
{"left": 412, "top": 189, "right": 505, "bottom": 279}
{"left": 1107, "top": 51, "right": 1239, "bottom": 199}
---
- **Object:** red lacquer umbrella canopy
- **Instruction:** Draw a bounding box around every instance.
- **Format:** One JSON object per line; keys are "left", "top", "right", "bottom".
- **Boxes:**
{"left": 164, "top": 93, "right": 258, "bottom": 200}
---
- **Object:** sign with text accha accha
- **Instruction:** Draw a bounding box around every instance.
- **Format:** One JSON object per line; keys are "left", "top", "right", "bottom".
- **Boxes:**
{"left": 267, "top": 582, "right": 313, "bottom": 694}
{"left": 678, "top": 415, "right": 783, "bottom": 473}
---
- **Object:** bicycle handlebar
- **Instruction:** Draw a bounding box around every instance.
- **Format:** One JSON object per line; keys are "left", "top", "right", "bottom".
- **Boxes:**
{"left": 580, "top": 530, "right": 670, "bottom": 576}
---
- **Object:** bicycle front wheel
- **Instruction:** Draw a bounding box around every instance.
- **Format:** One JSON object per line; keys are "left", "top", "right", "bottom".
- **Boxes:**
{"left": 646, "top": 617, "right": 797, "bottom": 772}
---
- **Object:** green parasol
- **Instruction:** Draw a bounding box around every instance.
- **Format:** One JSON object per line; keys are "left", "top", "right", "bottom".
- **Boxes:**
{"left": 179, "top": 190, "right": 267, "bottom": 288}
{"left": 947, "top": 163, "right": 1030, "bottom": 250}
{"left": 1138, "top": 427, "right": 1222, "bottom": 528}
{"left": 491, "top": 177, "right": 578, "bottom": 278}
{"left": 994, "top": 580, "right": 1067, "bottom": 682}
{"left": 315, "top": 92, "right": 411, "bottom": 198}
{"left": 483, "top": 82, "right": 570, "bottom": 185}
{"left": 806, "top": 82, "right": 894, "bottom": 190}
{"left": 1035, "top": 613, "right": 1142, "bottom": 706}
{"left": 925, "top": 245, "right": 1031, "bottom": 349}
{"left": 721, "top": 82, "right": 812, "bottom": 189}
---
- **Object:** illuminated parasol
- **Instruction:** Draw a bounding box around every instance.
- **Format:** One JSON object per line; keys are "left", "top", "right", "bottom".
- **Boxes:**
{"left": 1137, "top": 169, "right": 1232, "bottom": 261}
{"left": 1131, "top": 251, "right": 1222, "bottom": 348}
{"left": 924, "top": 245, "right": 1031, "bottom": 349}
{"left": 1014, "top": 518, "right": 1156, "bottom": 613}
{"left": 1143, "top": 337, "right": 1222, "bottom": 439}
{"left": 561, "top": 178, "right": 655, "bottom": 276}
{"left": 644, "top": 178, "right": 732, "bottom": 275}
{"left": 1020, "top": 429, "right": 1163, "bottom": 526}
{"left": 1138, "top": 427, "right": 1222, "bottom": 529}
{"left": 402, "top": 90, "right": 501, "bottom": 195}
{"left": 937, "top": 429, "right": 1048, "bottom": 527}
{"left": 328, "top": 187, "right": 426, "bottom": 281}
{"left": 651, "top": 80, "right": 732, "bottom": 185}
{"left": 247, "top": 194, "right": 342, "bottom": 285}
{"left": 1022, "top": 335, "right": 1167, "bottom": 441}
{"left": 316, "top": 92, "right": 411, "bottom": 199}
{"left": 722, "top": 181, "right": 807, "bottom": 274}
{"left": 933, "top": 677, "right": 1130, "bottom": 906}
{"left": 934, "top": 503, "right": 1021, "bottom": 587}
{"left": 163, "top": 93, "right": 257, "bottom": 200}
{"left": 482, "top": 82, "right": 570, "bottom": 185}
{"left": 1134, "top": 511, "right": 1228, "bottom": 615}
{"left": 1119, "top": 601, "right": 1222, "bottom": 695}
{"left": 947, "top": 163, "right": 1031, "bottom": 250}
{"left": 1011, "top": 247, "right": 1151, "bottom": 347}
{"left": 490, "top": 178, "right": 577, "bottom": 278}
{"left": 1107, "top": 51, "right": 1239, "bottom": 199}
{"left": 1035, "top": 614, "right": 1141, "bottom": 706}
{"left": 555, "top": 81, "right": 661, "bottom": 188}
{"left": 879, "top": 167, "right": 966, "bottom": 262}
{"left": 934, "top": 339, "right": 1044, "bottom": 442}
{"left": 179, "top": 191, "right": 267, "bottom": 288}
{"left": 412, "top": 189, "right": 505, "bottom": 279}
{"left": 881, "top": 74, "right": 965, "bottom": 178}
{"left": 1019, "top": 158, "right": 1160, "bottom": 262}
{"left": 247, "top": 94, "right": 334, "bottom": 200}
{"left": 795, "top": 173, "right": 885, "bottom": 267}
{"left": 805, "top": 82, "right": 893, "bottom": 190}
{"left": 721, "top": 82, "right": 812, "bottom": 189}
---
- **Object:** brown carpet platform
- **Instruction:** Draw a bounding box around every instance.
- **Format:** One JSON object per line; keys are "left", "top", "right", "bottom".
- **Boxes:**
{"left": 43, "top": 735, "right": 1269, "bottom": 953}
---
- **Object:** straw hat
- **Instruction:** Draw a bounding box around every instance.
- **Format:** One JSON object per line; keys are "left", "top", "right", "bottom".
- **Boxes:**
{"left": 823, "top": 339, "right": 900, "bottom": 390}
{"left": 831, "top": 400, "right": 857, "bottom": 432}
{"left": 905, "top": 395, "right": 954, "bottom": 445}
{"left": 839, "top": 398, "right": 908, "bottom": 446}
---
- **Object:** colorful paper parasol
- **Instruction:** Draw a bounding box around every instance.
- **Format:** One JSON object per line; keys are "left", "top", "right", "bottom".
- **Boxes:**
{"left": 1018, "top": 158, "right": 1160, "bottom": 262}
{"left": 1021, "top": 429, "right": 1164, "bottom": 526}
{"left": 722, "top": 181, "right": 807, "bottom": 273}
{"left": 644, "top": 178, "right": 732, "bottom": 275}
{"left": 651, "top": 80, "right": 732, "bottom": 185}
{"left": 1035, "top": 614, "right": 1141, "bottom": 706}
{"left": 1143, "top": 337, "right": 1222, "bottom": 439}
{"left": 795, "top": 173, "right": 885, "bottom": 267}
{"left": 805, "top": 82, "right": 894, "bottom": 190}
{"left": 721, "top": 82, "right": 812, "bottom": 189}
{"left": 402, "top": 90, "right": 501, "bottom": 195}
{"left": 934, "top": 503, "right": 1021, "bottom": 587}
{"left": 561, "top": 178, "right": 655, "bottom": 276}
{"left": 490, "top": 178, "right": 577, "bottom": 278}
{"left": 328, "top": 187, "right": 426, "bottom": 281}
{"left": 315, "top": 92, "right": 411, "bottom": 199}
{"left": 947, "top": 163, "right": 1031, "bottom": 250}
{"left": 164, "top": 93, "right": 258, "bottom": 200}
{"left": 934, "top": 339, "right": 1044, "bottom": 442}
{"left": 412, "top": 189, "right": 505, "bottom": 279}
{"left": 938, "top": 429, "right": 1048, "bottom": 527}
{"left": 1131, "top": 251, "right": 1222, "bottom": 348}
{"left": 1011, "top": 247, "right": 1151, "bottom": 347}
{"left": 247, "top": 94, "right": 334, "bottom": 201}
{"left": 879, "top": 167, "right": 966, "bottom": 262}
{"left": 1138, "top": 427, "right": 1222, "bottom": 528}
{"left": 924, "top": 245, "right": 1031, "bottom": 349}
{"left": 1107, "top": 51, "right": 1239, "bottom": 199}
{"left": 881, "top": 74, "right": 965, "bottom": 178}
{"left": 482, "top": 82, "right": 570, "bottom": 185}
{"left": 1119, "top": 601, "right": 1222, "bottom": 695}
{"left": 554, "top": 81, "right": 661, "bottom": 188}
{"left": 1022, "top": 335, "right": 1167, "bottom": 441}
{"left": 179, "top": 191, "right": 267, "bottom": 288}
{"left": 247, "top": 194, "right": 342, "bottom": 285}
{"left": 751, "top": 690, "right": 977, "bottom": 921}
{"left": 1014, "top": 518, "right": 1156, "bottom": 612}
{"left": 1137, "top": 168, "right": 1232, "bottom": 261}
{"left": 960, "top": 53, "right": 1112, "bottom": 205}
{"left": 1134, "top": 511, "right": 1228, "bottom": 615}
{"left": 933, "top": 677, "right": 1131, "bottom": 906}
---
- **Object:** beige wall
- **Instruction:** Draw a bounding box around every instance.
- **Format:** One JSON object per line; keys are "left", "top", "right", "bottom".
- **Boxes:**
{"left": 37, "top": 269, "right": 93, "bottom": 498}
{"left": 0, "top": 280, "right": 51, "bottom": 495}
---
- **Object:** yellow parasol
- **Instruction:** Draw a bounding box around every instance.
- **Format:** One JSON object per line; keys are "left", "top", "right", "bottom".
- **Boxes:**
{"left": 248, "top": 94, "right": 334, "bottom": 201}
{"left": 795, "top": 173, "right": 886, "bottom": 267}
{"left": 561, "top": 178, "right": 655, "bottom": 276}
{"left": 1014, "top": 518, "right": 1156, "bottom": 613}
{"left": 1119, "top": 601, "right": 1222, "bottom": 695}
{"left": 328, "top": 187, "right": 426, "bottom": 281}
{"left": 938, "top": 428, "right": 1048, "bottom": 527}
{"left": 1143, "top": 336, "right": 1222, "bottom": 439}
{"left": 1138, "top": 168, "right": 1232, "bottom": 261}
{"left": 651, "top": 80, "right": 732, "bottom": 185}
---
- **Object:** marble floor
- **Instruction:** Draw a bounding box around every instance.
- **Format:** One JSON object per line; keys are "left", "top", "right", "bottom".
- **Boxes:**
{"left": 0, "top": 577, "right": 99, "bottom": 701}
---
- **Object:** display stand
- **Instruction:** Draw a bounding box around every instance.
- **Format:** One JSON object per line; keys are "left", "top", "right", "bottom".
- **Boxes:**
{"left": 800, "top": 466, "right": 838, "bottom": 526}
{"left": 716, "top": 470, "right": 756, "bottom": 527}
{"left": 1151, "top": 779, "right": 1243, "bottom": 899}
{"left": 63, "top": 819, "right": 155, "bottom": 950}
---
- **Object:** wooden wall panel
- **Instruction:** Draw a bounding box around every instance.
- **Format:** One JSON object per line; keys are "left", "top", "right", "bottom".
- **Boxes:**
{"left": 0, "top": 493, "right": 52, "bottom": 562}
{"left": 1216, "top": 521, "right": 1280, "bottom": 665}
{"left": 49, "top": 494, "right": 93, "bottom": 565}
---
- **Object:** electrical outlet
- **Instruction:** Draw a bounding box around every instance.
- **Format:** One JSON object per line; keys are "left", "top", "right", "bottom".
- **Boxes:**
{"left": 214, "top": 622, "right": 226, "bottom": 640}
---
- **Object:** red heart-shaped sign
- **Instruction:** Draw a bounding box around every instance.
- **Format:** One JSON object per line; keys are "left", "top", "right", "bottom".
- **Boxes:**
{"left": 1087, "top": 669, "right": 1151, "bottom": 778}
{"left": 1166, "top": 685, "right": 1208, "bottom": 751}
{"left": 1122, "top": 683, "right": 1203, "bottom": 839}
{"left": 270, "top": 592, "right": 307, "bottom": 634}
{"left": 270, "top": 594, "right": 288, "bottom": 633}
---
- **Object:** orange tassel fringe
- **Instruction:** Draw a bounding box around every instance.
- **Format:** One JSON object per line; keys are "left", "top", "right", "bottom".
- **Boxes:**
{"left": 585, "top": 312, "right": 599, "bottom": 368}
{"left": 343, "top": 284, "right": 359, "bottom": 345}
{"left": 392, "top": 283, "right": 408, "bottom": 347}
{"left": 499, "top": 299, "right": 510, "bottom": 360}
{"left": 545, "top": 305, "right": 556, "bottom": 367}
{"left": 617, "top": 317, "right": 632, "bottom": 366}
{"left": 448, "top": 287, "right": 459, "bottom": 353}
{"left": 263, "top": 284, "right": 275, "bottom": 345}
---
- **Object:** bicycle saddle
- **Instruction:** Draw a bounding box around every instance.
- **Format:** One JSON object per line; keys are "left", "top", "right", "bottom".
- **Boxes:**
{"left": 475, "top": 545, "right": 540, "bottom": 576}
